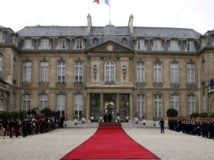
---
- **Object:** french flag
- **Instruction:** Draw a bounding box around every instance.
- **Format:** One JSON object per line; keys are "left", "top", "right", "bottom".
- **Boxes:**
{"left": 93, "top": 0, "right": 109, "bottom": 5}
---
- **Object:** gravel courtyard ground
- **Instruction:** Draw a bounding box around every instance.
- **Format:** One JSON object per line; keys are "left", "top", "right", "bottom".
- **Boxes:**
{"left": 0, "top": 127, "right": 213, "bottom": 160}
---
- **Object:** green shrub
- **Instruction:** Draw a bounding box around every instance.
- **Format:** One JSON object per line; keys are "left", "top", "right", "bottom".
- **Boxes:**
{"left": 166, "top": 108, "right": 178, "bottom": 117}
{"left": 41, "top": 108, "right": 52, "bottom": 117}
{"left": 199, "top": 112, "right": 208, "bottom": 118}
{"left": 209, "top": 112, "right": 214, "bottom": 117}
{"left": 190, "top": 112, "right": 199, "bottom": 118}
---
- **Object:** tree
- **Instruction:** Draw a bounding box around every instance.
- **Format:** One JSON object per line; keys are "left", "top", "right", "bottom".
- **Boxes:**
{"left": 166, "top": 108, "right": 178, "bottom": 117}
{"left": 41, "top": 108, "right": 52, "bottom": 117}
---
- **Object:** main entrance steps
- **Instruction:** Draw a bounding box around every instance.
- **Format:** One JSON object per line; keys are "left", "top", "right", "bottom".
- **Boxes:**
{"left": 65, "top": 120, "right": 168, "bottom": 128}
{"left": 99, "top": 122, "right": 121, "bottom": 128}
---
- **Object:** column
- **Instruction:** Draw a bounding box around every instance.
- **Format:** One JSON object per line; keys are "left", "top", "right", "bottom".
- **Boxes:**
{"left": 86, "top": 93, "right": 90, "bottom": 118}
{"left": 100, "top": 93, "right": 103, "bottom": 112}
{"left": 129, "top": 94, "right": 133, "bottom": 119}
{"left": 116, "top": 93, "right": 119, "bottom": 113}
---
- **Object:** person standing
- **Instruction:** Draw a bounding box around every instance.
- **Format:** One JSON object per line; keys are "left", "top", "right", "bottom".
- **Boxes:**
{"left": 159, "top": 118, "right": 165, "bottom": 134}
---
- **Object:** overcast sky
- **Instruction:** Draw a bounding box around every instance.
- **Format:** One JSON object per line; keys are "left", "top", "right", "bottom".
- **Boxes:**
{"left": 1, "top": 0, "right": 214, "bottom": 34}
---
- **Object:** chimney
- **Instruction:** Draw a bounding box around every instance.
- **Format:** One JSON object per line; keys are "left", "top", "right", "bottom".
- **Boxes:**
{"left": 87, "top": 14, "right": 92, "bottom": 34}
{"left": 128, "top": 14, "right": 134, "bottom": 34}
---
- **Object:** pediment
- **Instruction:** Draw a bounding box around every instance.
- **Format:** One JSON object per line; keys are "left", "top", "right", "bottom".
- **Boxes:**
{"left": 86, "top": 40, "right": 134, "bottom": 53}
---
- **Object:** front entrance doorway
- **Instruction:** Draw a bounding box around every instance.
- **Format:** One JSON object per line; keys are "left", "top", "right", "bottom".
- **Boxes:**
{"left": 90, "top": 93, "right": 129, "bottom": 122}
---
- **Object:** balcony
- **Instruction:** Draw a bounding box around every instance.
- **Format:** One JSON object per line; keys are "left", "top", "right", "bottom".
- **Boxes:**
{"left": 39, "top": 81, "right": 49, "bottom": 86}
{"left": 170, "top": 83, "right": 180, "bottom": 88}
{"left": 136, "top": 82, "right": 146, "bottom": 87}
{"left": 22, "top": 81, "right": 31, "bottom": 86}
{"left": 153, "top": 83, "right": 163, "bottom": 87}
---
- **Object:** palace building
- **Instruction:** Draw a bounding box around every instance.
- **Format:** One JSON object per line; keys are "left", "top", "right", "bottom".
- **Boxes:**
{"left": 0, "top": 15, "right": 214, "bottom": 120}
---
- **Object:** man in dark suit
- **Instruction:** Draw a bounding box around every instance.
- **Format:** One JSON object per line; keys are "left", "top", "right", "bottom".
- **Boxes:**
{"left": 159, "top": 118, "right": 165, "bottom": 134}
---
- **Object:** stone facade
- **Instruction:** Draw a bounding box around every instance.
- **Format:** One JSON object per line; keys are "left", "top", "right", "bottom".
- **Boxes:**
{"left": 0, "top": 15, "right": 214, "bottom": 120}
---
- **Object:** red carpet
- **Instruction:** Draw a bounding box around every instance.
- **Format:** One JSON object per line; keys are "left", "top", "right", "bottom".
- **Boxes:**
{"left": 61, "top": 123, "right": 160, "bottom": 160}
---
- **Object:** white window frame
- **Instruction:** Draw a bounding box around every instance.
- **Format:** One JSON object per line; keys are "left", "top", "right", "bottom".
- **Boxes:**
{"left": 39, "top": 38, "right": 51, "bottom": 49}
{"left": 75, "top": 38, "right": 84, "bottom": 49}
{"left": 187, "top": 95, "right": 195, "bottom": 115}
{"left": 136, "top": 94, "right": 145, "bottom": 118}
{"left": 170, "top": 63, "right": 179, "bottom": 84}
{"left": 57, "top": 61, "right": 66, "bottom": 83}
{"left": 0, "top": 31, "right": 6, "bottom": 43}
{"left": 137, "top": 62, "right": 145, "bottom": 83}
{"left": 152, "top": 39, "right": 163, "bottom": 51}
{"left": 57, "top": 94, "right": 66, "bottom": 111}
{"left": 154, "top": 95, "right": 162, "bottom": 119}
{"left": 137, "top": 39, "right": 146, "bottom": 50}
{"left": 170, "top": 95, "right": 179, "bottom": 111}
{"left": 186, "top": 41, "right": 195, "bottom": 51}
{"left": 75, "top": 61, "right": 83, "bottom": 83}
{"left": 24, "top": 39, "right": 33, "bottom": 49}
{"left": 56, "top": 38, "right": 67, "bottom": 49}
{"left": 154, "top": 63, "right": 162, "bottom": 83}
{"left": 0, "top": 57, "right": 3, "bottom": 77}
{"left": 169, "top": 40, "right": 179, "bottom": 51}
{"left": 40, "top": 62, "right": 49, "bottom": 83}
{"left": 22, "top": 94, "right": 31, "bottom": 112}
{"left": 40, "top": 94, "right": 48, "bottom": 110}
{"left": 0, "top": 97, "right": 4, "bottom": 111}
{"left": 105, "top": 60, "right": 115, "bottom": 83}
{"left": 23, "top": 62, "right": 32, "bottom": 83}
{"left": 74, "top": 94, "right": 83, "bottom": 118}
{"left": 187, "top": 64, "right": 195, "bottom": 84}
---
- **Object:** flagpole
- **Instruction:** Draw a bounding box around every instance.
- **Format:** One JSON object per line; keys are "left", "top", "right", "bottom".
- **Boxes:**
{"left": 109, "top": 0, "right": 111, "bottom": 25}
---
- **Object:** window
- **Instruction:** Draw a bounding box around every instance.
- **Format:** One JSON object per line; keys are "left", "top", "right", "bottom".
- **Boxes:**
{"left": 56, "top": 38, "right": 67, "bottom": 49}
{"left": 136, "top": 94, "right": 145, "bottom": 118}
{"left": 74, "top": 38, "right": 84, "bottom": 49}
{"left": 13, "top": 59, "right": 16, "bottom": 80}
{"left": 105, "top": 60, "right": 115, "bottom": 84}
{"left": 0, "top": 97, "right": 4, "bottom": 111}
{"left": 93, "top": 38, "right": 98, "bottom": 44}
{"left": 169, "top": 40, "right": 179, "bottom": 51}
{"left": 40, "top": 94, "right": 48, "bottom": 110}
{"left": 136, "top": 39, "right": 146, "bottom": 50}
{"left": 24, "top": 39, "right": 34, "bottom": 49}
{"left": 75, "top": 61, "right": 83, "bottom": 83}
{"left": 0, "top": 31, "right": 6, "bottom": 43}
{"left": 12, "top": 35, "right": 18, "bottom": 46}
{"left": 187, "top": 64, "right": 195, "bottom": 84}
{"left": 136, "top": 62, "right": 145, "bottom": 83}
{"left": 170, "top": 95, "right": 179, "bottom": 111}
{"left": 170, "top": 63, "right": 179, "bottom": 84}
{"left": 187, "top": 95, "right": 195, "bottom": 115}
{"left": 74, "top": 94, "right": 83, "bottom": 118}
{"left": 152, "top": 39, "right": 163, "bottom": 51}
{"left": 0, "top": 57, "right": 3, "bottom": 77}
{"left": 22, "top": 94, "right": 31, "bottom": 112}
{"left": 154, "top": 95, "right": 162, "bottom": 119}
{"left": 57, "top": 61, "right": 66, "bottom": 84}
{"left": 57, "top": 94, "right": 66, "bottom": 113}
{"left": 122, "top": 38, "right": 127, "bottom": 45}
{"left": 40, "top": 62, "right": 49, "bottom": 84}
{"left": 202, "top": 60, "right": 205, "bottom": 82}
{"left": 186, "top": 41, "right": 195, "bottom": 51}
{"left": 154, "top": 63, "right": 162, "bottom": 83}
{"left": 23, "top": 62, "right": 32, "bottom": 84}
{"left": 201, "top": 37, "right": 207, "bottom": 48}
{"left": 39, "top": 38, "right": 51, "bottom": 49}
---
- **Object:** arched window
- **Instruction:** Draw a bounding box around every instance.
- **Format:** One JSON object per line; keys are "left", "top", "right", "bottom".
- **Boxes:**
{"left": 105, "top": 60, "right": 115, "bottom": 84}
